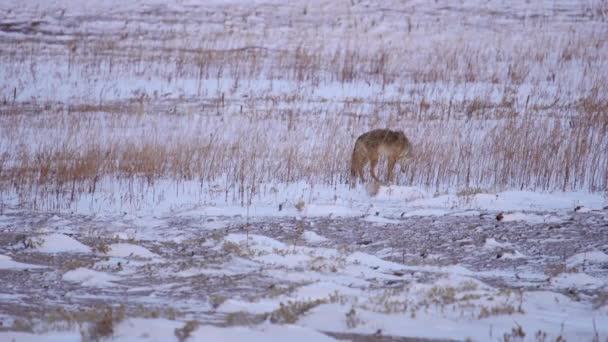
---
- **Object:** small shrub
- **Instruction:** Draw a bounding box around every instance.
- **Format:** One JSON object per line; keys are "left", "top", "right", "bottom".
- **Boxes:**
{"left": 345, "top": 308, "right": 364, "bottom": 329}
{"left": 295, "top": 199, "right": 306, "bottom": 212}
{"left": 269, "top": 300, "right": 326, "bottom": 324}
{"left": 426, "top": 286, "right": 457, "bottom": 305}
{"left": 174, "top": 320, "right": 199, "bottom": 342}
{"left": 222, "top": 241, "right": 248, "bottom": 257}
{"left": 502, "top": 323, "right": 525, "bottom": 341}
{"left": 87, "top": 306, "right": 125, "bottom": 341}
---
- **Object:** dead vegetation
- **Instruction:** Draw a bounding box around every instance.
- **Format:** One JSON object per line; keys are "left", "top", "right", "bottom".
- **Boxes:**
{"left": 269, "top": 299, "right": 327, "bottom": 324}
{"left": 0, "top": 2, "right": 606, "bottom": 211}
{"left": 174, "top": 320, "right": 199, "bottom": 342}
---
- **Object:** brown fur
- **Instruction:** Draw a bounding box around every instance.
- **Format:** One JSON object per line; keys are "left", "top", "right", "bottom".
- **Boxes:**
{"left": 350, "top": 129, "right": 412, "bottom": 184}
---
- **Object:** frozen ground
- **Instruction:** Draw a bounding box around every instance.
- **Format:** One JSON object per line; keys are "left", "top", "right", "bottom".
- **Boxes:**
{"left": 1, "top": 184, "right": 608, "bottom": 341}
{"left": 1, "top": 0, "right": 608, "bottom": 340}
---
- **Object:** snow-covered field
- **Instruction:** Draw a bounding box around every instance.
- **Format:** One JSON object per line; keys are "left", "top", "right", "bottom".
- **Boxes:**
{"left": 1, "top": 0, "right": 608, "bottom": 341}
{"left": 1, "top": 184, "right": 607, "bottom": 341}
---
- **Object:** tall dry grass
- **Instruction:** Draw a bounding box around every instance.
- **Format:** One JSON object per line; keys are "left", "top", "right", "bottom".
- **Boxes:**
{"left": 0, "top": 0, "right": 607, "bottom": 209}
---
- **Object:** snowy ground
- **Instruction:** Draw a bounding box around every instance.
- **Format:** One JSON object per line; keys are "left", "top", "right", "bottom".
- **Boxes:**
{"left": 1, "top": 184, "right": 608, "bottom": 341}
{"left": 1, "top": 0, "right": 608, "bottom": 340}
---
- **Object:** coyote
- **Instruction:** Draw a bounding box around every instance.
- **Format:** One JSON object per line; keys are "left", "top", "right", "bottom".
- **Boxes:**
{"left": 350, "top": 129, "right": 412, "bottom": 184}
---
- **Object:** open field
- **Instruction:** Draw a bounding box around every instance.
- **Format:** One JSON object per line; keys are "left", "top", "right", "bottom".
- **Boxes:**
{"left": 1, "top": 0, "right": 607, "bottom": 209}
{"left": 1, "top": 0, "right": 608, "bottom": 340}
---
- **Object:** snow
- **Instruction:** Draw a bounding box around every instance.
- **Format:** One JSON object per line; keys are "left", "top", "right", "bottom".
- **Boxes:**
{"left": 408, "top": 190, "right": 605, "bottom": 217}
{"left": 62, "top": 268, "right": 120, "bottom": 288}
{"left": 567, "top": 251, "right": 608, "bottom": 268}
{"left": 483, "top": 238, "right": 511, "bottom": 250}
{"left": 175, "top": 257, "right": 259, "bottom": 278}
{"left": 551, "top": 272, "right": 606, "bottom": 290}
{"left": 218, "top": 299, "right": 281, "bottom": 315}
{"left": 499, "top": 249, "right": 527, "bottom": 260}
{"left": 203, "top": 233, "right": 608, "bottom": 340}
{"left": 15, "top": 181, "right": 601, "bottom": 221}
{"left": 192, "top": 323, "right": 339, "bottom": 342}
{"left": 0, "top": 254, "right": 45, "bottom": 270}
{"left": 224, "top": 233, "right": 287, "bottom": 251}
{"left": 302, "top": 231, "right": 328, "bottom": 244}
{"left": 106, "top": 243, "right": 160, "bottom": 259}
{"left": 2, "top": 221, "right": 608, "bottom": 340}
{"left": 0, "top": 319, "right": 339, "bottom": 342}
{"left": 36, "top": 233, "right": 92, "bottom": 254}
{"left": 113, "top": 319, "right": 182, "bottom": 341}
{"left": 0, "top": 331, "right": 79, "bottom": 342}
{"left": 345, "top": 251, "right": 405, "bottom": 272}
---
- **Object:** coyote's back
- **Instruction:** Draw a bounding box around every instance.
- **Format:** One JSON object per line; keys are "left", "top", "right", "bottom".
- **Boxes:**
{"left": 351, "top": 129, "right": 412, "bottom": 184}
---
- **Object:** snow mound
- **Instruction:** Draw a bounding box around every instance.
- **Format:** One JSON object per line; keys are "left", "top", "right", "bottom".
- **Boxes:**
{"left": 499, "top": 250, "right": 527, "bottom": 260}
{"left": 567, "top": 251, "right": 608, "bottom": 268}
{"left": 346, "top": 251, "right": 404, "bottom": 271}
{"left": 36, "top": 234, "right": 92, "bottom": 253}
{"left": 225, "top": 234, "right": 287, "bottom": 250}
{"left": 62, "top": 268, "right": 120, "bottom": 287}
{"left": 551, "top": 272, "right": 605, "bottom": 290}
{"left": 483, "top": 238, "right": 511, "bottom": 249}
{"left": 0, "top": 254, "right": 45, "bottom": 270}
{"left": 114, "top": 318, "right": 183, "bottom": 341}
{"left": 106, "top": 243, "right": 159, "bottom": 259}
{"left": 302, "top": 231, "right": 328, "bottom": 244}
{"left": 375, "top": 186, "right": 428, "bottom": 201}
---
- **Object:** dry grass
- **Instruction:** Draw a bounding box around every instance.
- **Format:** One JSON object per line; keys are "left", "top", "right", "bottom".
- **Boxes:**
{"left": 269, "top": 299, "right": 326, "bottom": 324}
{"left": 0, "top": 1, "right": 607, "bottom": 209}
{"left": 174, "top": 320, "right": 199, "bottom": 342}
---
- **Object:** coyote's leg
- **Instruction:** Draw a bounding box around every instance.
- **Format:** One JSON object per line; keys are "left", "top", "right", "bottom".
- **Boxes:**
{"left": 387, "top": 156, "right": 397, "bottom": 182}
{"left": 357, "top": 158, "right": 367, "bottom": 183}
{"left": 369, "top": 157, "right": 381, "bottom": 183}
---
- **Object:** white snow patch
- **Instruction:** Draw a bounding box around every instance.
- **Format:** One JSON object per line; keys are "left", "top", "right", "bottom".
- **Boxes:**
{"left": 113, "top": 318, "right": 183, "bottom": 341}
{"left": 218, "top": 299, "right": 281, "bottom": 314}
{"left": 192, "top": 323, "right": 339, "bottom": 342}
{"left": 374, "top": 186, "right": 428, "bottom": 201}
{"left": 483, "top": 238, "right": 511, "bottom": 249}
{"left": 551, "top": 272, "right": 606, "bottom": 290}
{"left": 0, "top": 331, "right": 79, "bottom": 342}
{"left": 302, "top": 231, "right": 328, "bottom": 244}
{"left": 346, "top": 251, "right": 404, "bottom": 271}
{"left": 0, "top": 254, "right": 45, "bottom": 270}
{"left": 62, "top": 268, "right": 120, "bottom": 287}
{"left": 292, "top": 282, "right": 361, "bottom": 301}
{"left": 499, "top": 250, "right": 527, "bottom": 260}
{"left": 224, "top": 234, "right": 287, "bottom": 251}
{"left": 566, "top": 251, "right": 608, "bottom": 268}
{"left": 106, "top": 243, "right": 159, "bottom": 259}
{"left": 36, "top": 234, "right": 92, "bottom": 253}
